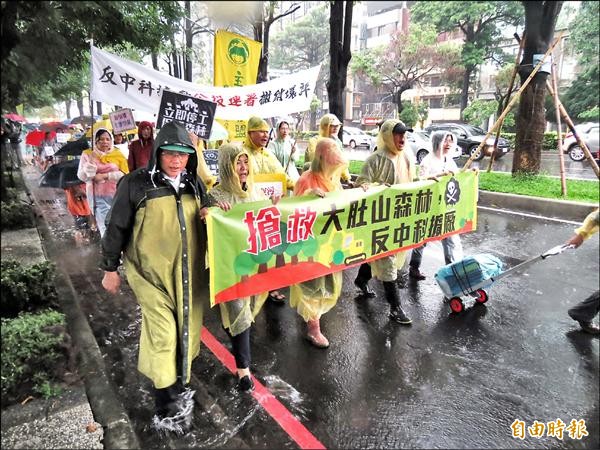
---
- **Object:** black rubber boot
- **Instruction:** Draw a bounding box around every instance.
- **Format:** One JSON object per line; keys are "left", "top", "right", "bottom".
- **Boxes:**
{"left": 154, "top": 384, "right": 181, "bottom": 419}
{"left": 354, "top": 263, "right": 376, "bottom": 298}
{"left": 383, "top": 281, "right": 412, "bottom": 325}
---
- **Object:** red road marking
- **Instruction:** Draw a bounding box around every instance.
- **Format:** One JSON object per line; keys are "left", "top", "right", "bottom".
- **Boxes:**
{"left": 200, "top": 327, "right": 326, "bottom": 450}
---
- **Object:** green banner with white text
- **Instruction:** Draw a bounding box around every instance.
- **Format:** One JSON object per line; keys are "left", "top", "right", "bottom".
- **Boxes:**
{"left": 207, "top": 171, "right": 478, "bottom": 306}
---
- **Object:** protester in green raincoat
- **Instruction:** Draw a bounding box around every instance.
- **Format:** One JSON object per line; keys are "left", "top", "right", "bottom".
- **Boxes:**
{"left": 100, "top": 122, "right": 209, "bottom": 434}
{"left": 353, "top": 119, "right": 417, "bottom": 325}
{"left": 207, "top": 143, "right": 280, "bottom": 390}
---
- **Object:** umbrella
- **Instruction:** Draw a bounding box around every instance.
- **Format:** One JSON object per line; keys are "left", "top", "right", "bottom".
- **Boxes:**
{"left": 3, "top": 113, "right": 27, "bottom": 122}
{"left": 25, "top": 130, "right": 55, "bottom": 147}
{"left": 54, "top": 137, "right": 90, "bottom": 157}
{"left": 40, "top": 121, "right": 67, "bottom": 132}
{"left": 209, "top": 120, "right": 229, "bottom": 141}
{"left": 39, "top": 159, "right": 83, "bottom": 189}
{"left": 70, "top": 115, "right": 97, "bottom": 126}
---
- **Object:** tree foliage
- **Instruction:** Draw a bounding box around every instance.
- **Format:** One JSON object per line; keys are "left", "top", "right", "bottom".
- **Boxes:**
{"left": 411, "top": 1, "right": 524, "bottom": 118}
{"left": 270, "top": 5, "right": 329, "bottom": 72}
{"left": 1, "top": 1, "right": 184, "bottom": 110}
{"left": 351, "top": 24, "right": 460, "bottom": 114}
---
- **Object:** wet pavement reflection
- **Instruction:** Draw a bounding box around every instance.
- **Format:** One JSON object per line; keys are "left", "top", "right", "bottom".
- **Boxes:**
{"left": 21, "top": 163, "right": 598, "bottom": 449}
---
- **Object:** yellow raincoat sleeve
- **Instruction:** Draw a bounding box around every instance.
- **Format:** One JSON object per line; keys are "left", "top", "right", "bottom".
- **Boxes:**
{"left": 258, "top": 150, "right": 295, "bottom": 190}
{"left": 195, "top": 142, "right": 217, "bottom": 190}
{"left": 575, "top": 209, "right": 599, "bottom": 240}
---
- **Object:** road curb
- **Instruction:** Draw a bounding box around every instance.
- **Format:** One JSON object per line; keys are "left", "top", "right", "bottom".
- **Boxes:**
{"left": 25, "top": 186, "right": 140, "bottom": 449}
{"left": 478, "top": 191, "right": 597, "bottom": 221}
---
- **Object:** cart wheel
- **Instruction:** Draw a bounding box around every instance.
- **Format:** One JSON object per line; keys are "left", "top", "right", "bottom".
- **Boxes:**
{"left": 475, "top": 289, "right": 489, "bottom": 304}
{"left": 449, "top": 297, "right": 464, "bottom": 313}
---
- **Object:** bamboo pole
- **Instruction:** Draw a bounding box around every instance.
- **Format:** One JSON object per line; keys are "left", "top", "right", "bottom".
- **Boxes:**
{"left": 486, "top": 33, "right": 526, "bottom": 173}
{"left": 546, "top": 80, "right": 600, "bottom": 179}
{"left": 551, "top": 55, "right": 567, "bottom": 196}
{"left": 462, "top": 31, "right": 564, "bottom": 170}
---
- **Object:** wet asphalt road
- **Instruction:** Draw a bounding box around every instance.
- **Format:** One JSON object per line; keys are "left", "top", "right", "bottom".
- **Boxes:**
{"left": 22, "top": 163, "right": 599, "bottom": 449}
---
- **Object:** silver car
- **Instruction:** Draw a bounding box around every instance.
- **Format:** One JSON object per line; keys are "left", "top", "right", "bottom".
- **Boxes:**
{"left": 562, "top": 122, "right": 599, "bottom": 162}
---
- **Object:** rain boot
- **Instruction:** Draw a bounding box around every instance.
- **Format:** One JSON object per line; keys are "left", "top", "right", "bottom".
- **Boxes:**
{"left": 382, "top": 281, "right": 412, "bottom": 325}
{"left": 354, "top": 263, "right": 376, "bottom": 297}
{"left": 306, "top": 318, "right": 329, "bottom": 348}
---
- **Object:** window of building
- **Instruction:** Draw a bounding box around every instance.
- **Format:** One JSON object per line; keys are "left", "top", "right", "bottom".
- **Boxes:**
{"left": 430, "top": 76, "right": 441, "bottom": 87}
{"left": 428, "top": 97, "right": 443, "bottom": 108}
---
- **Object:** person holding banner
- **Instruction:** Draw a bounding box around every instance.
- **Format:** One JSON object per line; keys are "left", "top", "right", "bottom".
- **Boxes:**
{"left": 208, "top": 143, "right": 281, "bottom": 390}
{"left": 408, "top": 131, "right": 464, "bottom": 280}
{"left": 100, "top": 122, "right": 209, "bottom": 433}
{"left": 304, "top": 114, "right": 351, "bottom": 184}
{"left": 77, "top": 128, "right": 129, "bottom": 238}
{"left": 244, "top": 115, "right": 295, "bottom": 303}
{"left": 268, "top": 119, "right": 300, "bottom": 184}
{"left": 290, "top": 137, "right": 348, "bottom": 348}
{"left": 38, "top": 131, "right": 59, "bottom": 172}
{"left": 353, "top": 119, "right": 416, "bottom": 325}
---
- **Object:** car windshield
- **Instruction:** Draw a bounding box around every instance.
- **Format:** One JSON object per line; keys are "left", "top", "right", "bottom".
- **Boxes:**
{"left": 463, "top": 124, "right": 486, "bottom": 136}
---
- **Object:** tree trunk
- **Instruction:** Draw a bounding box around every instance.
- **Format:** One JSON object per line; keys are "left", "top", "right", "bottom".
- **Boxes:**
{"left": 459, "top": 66, "right": 473, "bottom": 120}
{"left": 65, "top": 100, "right": 71, "bottom": 119}
{"left": 76, "top": 98, "right": 84, "bottom": 117}
{"left": 327, "top": 1, "right": 353, "bottom": 132}
{"left": 96, "top": 101, "right": 102, "bottom": 115}
{"left": 184, "top": 1, "right": 193, "bottom": 82}
{"left": 151, "top": 52, "right": 159, "bottom": 71}
{"left": 513, "top": 0, "right": 563, "bottom": 175}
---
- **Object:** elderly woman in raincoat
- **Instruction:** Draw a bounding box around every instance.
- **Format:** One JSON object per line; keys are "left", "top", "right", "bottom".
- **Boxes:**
{"left": 207, "top": 143, "right": 280, "bottom": 391}
{"left": 353, "top": 119, "right": 417, "bottom": 325}
{"left": 244, "top": 115, "right": 294, "bottom": 302}
{"left": 100, "top": 122, "right": 209, "bottom": 434}
{"left": 291, "top": 137, "right": 348, "bottom": 348}
{"left": 267, "top": 119, "right": 300, "bottom": 184}
{"left": 77, "top": 128, "right": 129, "bottom": 237}
{"left": 303, "top": 113, "right": 351, "bottom": 184}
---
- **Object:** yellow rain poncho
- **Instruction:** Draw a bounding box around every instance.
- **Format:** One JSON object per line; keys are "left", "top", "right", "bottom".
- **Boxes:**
{"left": 208, "top": 144, "right": 268, "bottom": 335}
{"left": 243, "top": 116, "right": 295, "bottom": 190}
{"left": 304, "top": 114, "right": 350, "bottom": 182}
{"left": 355, "top": 119, "right": 417, "bottom": 282}
{"left": 290, "top": 138, "right": 347, "bottom": 321}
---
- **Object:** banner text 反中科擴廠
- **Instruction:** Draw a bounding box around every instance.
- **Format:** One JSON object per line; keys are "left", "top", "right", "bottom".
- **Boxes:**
{"left": 206, "top": 171, "right": 478, "bottom": 306}
{"left": 90, "top": 46, "right": 320, "bottom": 121}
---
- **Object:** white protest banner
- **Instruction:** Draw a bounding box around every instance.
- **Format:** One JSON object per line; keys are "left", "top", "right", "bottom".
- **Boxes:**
{"left": 91, "top": 46, "right": 320, "bottom": 120}
{"left": 56, "top": 133, "right": 71, "bottom": 144}
{"left": 109, "top": 108, "right": 136, "bottom": 134}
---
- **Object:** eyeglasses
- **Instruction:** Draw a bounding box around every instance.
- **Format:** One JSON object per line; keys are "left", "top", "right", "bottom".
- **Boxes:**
{"left": 161, "top": 150, "right": 190, "bottom": 159}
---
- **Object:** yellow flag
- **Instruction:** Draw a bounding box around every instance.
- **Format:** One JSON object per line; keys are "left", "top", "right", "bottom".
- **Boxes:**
{"left": 214, "top": 30, "right": 262, "bottom": 141}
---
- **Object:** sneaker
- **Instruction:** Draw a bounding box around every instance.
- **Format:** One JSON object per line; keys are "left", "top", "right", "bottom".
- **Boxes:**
{"left": 578, "top": 321, "right": 600, "bottom": 335}
{"left": 237, "top": 375, "right": 255, "bottom": 392}
{"left": 354, "top": 278, "right": 376, "bottom": 298}
{"left": 389, "top": 306, "right": 412, "bottom": 325}
{"left": 409, "top": 268, "right": 426, "bottom": 281}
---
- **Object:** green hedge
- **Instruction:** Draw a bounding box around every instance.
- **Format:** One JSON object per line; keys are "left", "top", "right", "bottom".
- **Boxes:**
{"left": 500, "top": 132, "right": 566, "bottom": 151}
{"left": 1, "top": 260, "right": 58, "bottom": 318}
{"left": 1, "top": 310, "right": 67, "bottom": 402}
{"left": 1, "top": 200, "right": 35, "bottom": 230}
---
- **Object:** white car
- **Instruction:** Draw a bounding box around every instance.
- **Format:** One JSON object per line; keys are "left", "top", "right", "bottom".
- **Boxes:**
{"left": 562, "top": 122, "right": 599, "bottom": 162}
{"left": 409, "top": 131, "right": 461, "bottom": 164}
{"left": 342, "top": 126, "right": 375, "bottom": 150}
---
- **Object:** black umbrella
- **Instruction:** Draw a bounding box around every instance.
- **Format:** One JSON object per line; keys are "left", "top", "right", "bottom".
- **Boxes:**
{"left": 54, "top": 137, "right": 90, "bottom": 157}
{"left": 39, "top": 159, "right": 83, "bottom": 189}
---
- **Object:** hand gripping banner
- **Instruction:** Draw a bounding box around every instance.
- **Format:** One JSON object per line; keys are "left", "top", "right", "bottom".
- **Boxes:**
{"left": 206, "top": 171, "right": 478, "bottom": 306}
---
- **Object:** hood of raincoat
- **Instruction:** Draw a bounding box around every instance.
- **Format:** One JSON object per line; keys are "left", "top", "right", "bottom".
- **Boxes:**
{"left": 430, "top": 130, "right": 456, "bottom": 158}
{"left": 149, "top": 122, "right": 198, "bottom": 177}
{"left": 244, "top": 116, "right": 270, "bottom": 151}
{"left": 296, "top": 137, "right": 347, "bottom": 194}
{"left": 217, "top": 143, "right": 254, "bottom": 199}
{"left": 376, "top": 119, "right": 410, "bottom": 155}
{"left": 137, "top": 120, "right": 154, "bottom": 144}
{"left": 275, "top": 119, "right": 290, "bottom": 141}
{"left": 318, "top": 114, "right": 341, "bottom": 138}
{"left": 93, "top": 127, "right": 113, "bottom": 153}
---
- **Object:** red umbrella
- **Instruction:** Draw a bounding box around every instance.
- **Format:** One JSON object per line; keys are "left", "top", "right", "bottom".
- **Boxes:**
{"left": 3, "top": 113, "right": 27, "bottom": 122}
{"left": 25, "top": 130, "right": 55, "bottom": 147}
{"left": 40, "top": 121, "right": 66, "bottom": 132}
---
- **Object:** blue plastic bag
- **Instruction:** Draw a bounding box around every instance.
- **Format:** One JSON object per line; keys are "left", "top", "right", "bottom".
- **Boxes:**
{"left": 435, "top": 254, "right": 504, "bottom": 298}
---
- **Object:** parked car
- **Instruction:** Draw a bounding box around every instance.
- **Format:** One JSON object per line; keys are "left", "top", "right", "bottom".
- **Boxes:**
{"left": 562, "top": 122, "right": 599, "bottom": 162}
{"left": 424, "top": 123, "right": 511, "bottom": 161}
{"left": 342, "top": 126, "right": 375, "bottom": 150}
{"left": 408, "top": 130, "right": 461, "bottom": 164}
